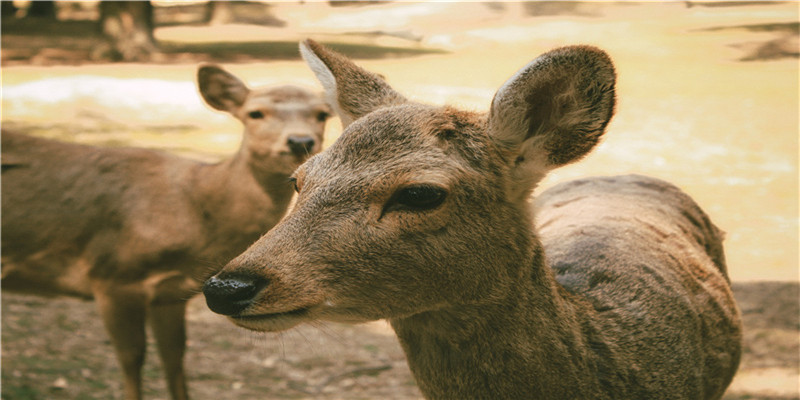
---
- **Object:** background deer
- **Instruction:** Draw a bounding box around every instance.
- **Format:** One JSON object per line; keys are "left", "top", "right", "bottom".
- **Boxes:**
{"left": 1, "top": 64, "right": 330, "bottom": 400}
{"left": 203, "top": 40, "right": 742, "bottom": 399}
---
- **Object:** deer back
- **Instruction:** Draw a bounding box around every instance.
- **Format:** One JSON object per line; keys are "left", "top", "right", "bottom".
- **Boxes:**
{"left": 536, "top": 174, "right": 741, "bottom": 398}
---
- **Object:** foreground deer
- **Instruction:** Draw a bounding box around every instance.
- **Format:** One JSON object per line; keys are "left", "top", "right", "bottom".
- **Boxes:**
{"left": 1, "top": 65, "right": 330, "bottom": 400}
{"left": 203, "top": 40, "right": 742, "bottom": 399}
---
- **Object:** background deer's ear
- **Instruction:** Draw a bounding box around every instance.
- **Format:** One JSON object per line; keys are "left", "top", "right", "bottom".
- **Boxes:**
{"left": 197, "top": 64, "right": 250, "bottom": 115}
{"left": 300, "top": 39, "right": 407, "bottom": 128}
{"left": 488, "top": 46, "right": 616, "bottom": 200}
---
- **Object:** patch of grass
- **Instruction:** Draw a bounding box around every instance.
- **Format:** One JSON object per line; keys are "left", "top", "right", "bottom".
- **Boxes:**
{"left": 0, "top": 383, "right": 41, "bottom": 400}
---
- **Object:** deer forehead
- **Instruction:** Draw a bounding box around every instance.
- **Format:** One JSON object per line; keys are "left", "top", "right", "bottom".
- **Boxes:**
{"left": 339, "top": 104, "right": 487, "bottom": 161}
{"left": 300, "top": 146, "right": 458, "bottom": 201}
{"left": 296, "top": 104, "right": 497, "bottom": 201}
{"left": 247, "top": 86, "right": 327, "bottom": 112}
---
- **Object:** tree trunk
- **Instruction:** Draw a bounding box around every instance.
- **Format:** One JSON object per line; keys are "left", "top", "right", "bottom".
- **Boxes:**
{"left": 27, "top": 1, "right": 56, "bottom": 19}
{"left": 97, "top": 1, "right": 156, "bottom": 62}
{"left": 205, "top": 1, "right": 234, "bottom": 25}
{"left": 1, "top": 1, "right": 18, "bottom": 19}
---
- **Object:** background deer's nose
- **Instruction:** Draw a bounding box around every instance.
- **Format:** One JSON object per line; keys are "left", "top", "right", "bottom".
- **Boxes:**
{"left": 202, "top": 274, "right": 268, "bottom": 316}
{"left": 287, "top": 135, "right": 315, "bottom": 156}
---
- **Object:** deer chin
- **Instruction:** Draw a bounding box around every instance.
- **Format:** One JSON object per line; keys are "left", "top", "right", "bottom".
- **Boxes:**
{"left": 228, "top": 306, "right": 314, "bottom": 332}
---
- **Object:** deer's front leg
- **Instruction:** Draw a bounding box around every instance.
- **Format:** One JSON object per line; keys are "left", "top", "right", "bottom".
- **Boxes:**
{"left": 93, "top": 281, "right": 147, "bottom": 400}
{"left": 149, "top": 301, "right": 189, "bottom": 400}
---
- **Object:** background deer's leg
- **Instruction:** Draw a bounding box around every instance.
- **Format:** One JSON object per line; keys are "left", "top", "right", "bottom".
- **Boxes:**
{"left": 149, "top": 301, "right": 189, "bottom": 400}
{"left": 93, "top": 282, "right": 147, "bottom": 400}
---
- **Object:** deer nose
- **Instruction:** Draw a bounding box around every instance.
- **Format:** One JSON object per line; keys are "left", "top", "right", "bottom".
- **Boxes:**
{"left": 202, "top": 274, "right": 268, "bottom": 316}
{"left": 287, "top": 135, "right": 315, "bottom": 156}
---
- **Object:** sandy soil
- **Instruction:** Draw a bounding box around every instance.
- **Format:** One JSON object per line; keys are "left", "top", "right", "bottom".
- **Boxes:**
{"left": 2, "top": 281, "right": 798, "bottom": 400}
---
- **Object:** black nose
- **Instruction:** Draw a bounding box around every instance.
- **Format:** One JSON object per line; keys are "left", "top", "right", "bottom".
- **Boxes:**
{"left": 287, "top": 135, "right": 315, "bottom": 156}
{"left": 202, "top": 274, "right": 268, "bottom": 316}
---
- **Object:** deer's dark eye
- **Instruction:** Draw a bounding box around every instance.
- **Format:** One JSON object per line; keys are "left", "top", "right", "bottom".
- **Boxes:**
{"left": 316, "top": 111, "right": 330, "bottom": 122}
{"left": 385, "top": 185, "right": 447, "bottom": 214}
{"left": 248, "top": 110, "right": 265, "bottom": 119}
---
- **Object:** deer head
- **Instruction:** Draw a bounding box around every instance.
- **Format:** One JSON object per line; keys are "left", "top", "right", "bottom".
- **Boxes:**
{"left": 198, "top": 64, "right": 331, "bottom": 174}
{"left": 202, "top": 40, "right": 616, "bottom": 332}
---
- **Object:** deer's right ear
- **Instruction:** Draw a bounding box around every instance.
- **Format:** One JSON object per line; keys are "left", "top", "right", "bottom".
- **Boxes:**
{"left": 197, "top": 64, "right": 250, "bottom": 115}
{"left": 300, "top": 39, "right": 407, "bottom": 128}
{"left": 488, "top": 46, "right": 616, "bottom": 200}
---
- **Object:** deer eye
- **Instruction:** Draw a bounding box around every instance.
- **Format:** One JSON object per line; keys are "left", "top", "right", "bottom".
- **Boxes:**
{"left": 248, "top": 110, "right": 265, "bottom": 119}
{"left": 316, "top": 111, "right": 330, "bottom": 122}
{"left": 385, "top": 185, "right": 447, "bottom": 213}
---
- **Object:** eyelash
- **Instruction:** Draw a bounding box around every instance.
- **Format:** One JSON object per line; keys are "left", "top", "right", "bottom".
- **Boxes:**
{"left": 383, "top": 185, "right": 447, "bottom": 215}
{"left": 288, "top": 177, "right": 299, "bottom": 192}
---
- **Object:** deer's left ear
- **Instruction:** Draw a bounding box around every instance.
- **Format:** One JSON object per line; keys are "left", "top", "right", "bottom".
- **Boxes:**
{"left": 300, "top": 39, "right": 407, "bottom": 128}
{"left": 488, "top": 46, "right": 616, "bottom": 199}
{"left": 197, "top": 64, "right": 251, "bottom": 115}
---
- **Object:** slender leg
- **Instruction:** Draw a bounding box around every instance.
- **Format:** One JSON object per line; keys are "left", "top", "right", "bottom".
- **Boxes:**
{"left": 149, "top": 301, "right": 190, "bottom": 400}
{"left": 94, "top": 283, "right": 147, "bottom": 400}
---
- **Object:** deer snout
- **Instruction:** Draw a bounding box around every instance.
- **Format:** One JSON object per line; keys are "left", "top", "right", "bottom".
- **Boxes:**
{"left": 287, "top": 135, "right": 315, "bottom": 156}
{"left": 202, "top": 274, "right": 268, "bottom": 316}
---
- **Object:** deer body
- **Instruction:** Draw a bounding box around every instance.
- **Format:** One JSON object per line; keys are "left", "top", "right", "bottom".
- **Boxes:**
{"left": 1, "top": 65, "right": 330, "bottom": 400}
{"left": 2, "top": 134, "right": 289, "bottom": 298}
{"left": 392, "top": 174, "right": 740, "bottom": 399}
{"left": 203, "top": 41, "right": 742, "bottom": 399}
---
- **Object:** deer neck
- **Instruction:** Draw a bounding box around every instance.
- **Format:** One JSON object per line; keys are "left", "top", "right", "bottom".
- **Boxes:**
{"left": 187, "top": 149, "right": 295, "bottom": 252}
{"left": 201, "top": 147, "right": 295, "bottom": 207}
{"left": 389, "top": 239, "right": 604, "bottom": 399}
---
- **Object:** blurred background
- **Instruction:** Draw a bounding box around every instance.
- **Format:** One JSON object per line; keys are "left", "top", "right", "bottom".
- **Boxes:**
{"left": 2, "top": 1, "right": 798, "bottom": 399}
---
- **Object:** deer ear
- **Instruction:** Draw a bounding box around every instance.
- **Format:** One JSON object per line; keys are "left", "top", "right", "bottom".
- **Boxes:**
{"left": 300, "top": 39, "right": 407, "bottom": 128}
{"left": 488, "top": 46, "right": 616, "bottom": 199}
{"left": 197, "top": 64, "right": 251, "bottom": 115}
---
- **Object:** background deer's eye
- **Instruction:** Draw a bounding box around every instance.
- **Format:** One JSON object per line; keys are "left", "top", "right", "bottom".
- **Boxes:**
{"left": 316, "top": 111, "right": 330, "bottom": 122}
{"left": 248, "top": 110, "right": 265, "bottom": 119}
{"left": 386, "top": 185, "right": 447, "bottom": 213}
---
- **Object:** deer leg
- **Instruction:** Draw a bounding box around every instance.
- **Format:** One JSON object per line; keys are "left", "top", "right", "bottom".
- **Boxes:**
{"left": 148, "top": 301, "right": 189, "bottom": 400}
{"left": 93, "top": 283, "right": 147, "bottom": 400}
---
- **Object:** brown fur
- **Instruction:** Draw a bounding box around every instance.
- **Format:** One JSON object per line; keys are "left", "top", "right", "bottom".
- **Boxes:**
{"left": 203, "top": 40, "right": 742, "bottom": 399}
{"left": 1, "top": 64, "right": 330, "bottom": 400}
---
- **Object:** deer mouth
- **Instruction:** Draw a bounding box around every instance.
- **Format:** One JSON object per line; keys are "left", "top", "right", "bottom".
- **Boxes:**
{"left": 229, "top": 306, "right": 312, "bottom": 332}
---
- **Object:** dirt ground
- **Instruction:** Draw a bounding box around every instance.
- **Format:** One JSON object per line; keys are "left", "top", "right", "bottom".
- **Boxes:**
{"left": 1, "top": 282, "right": 797, "bottom": 400}
{"left": 2, "top": 1, "right": 798, "bottom": 399}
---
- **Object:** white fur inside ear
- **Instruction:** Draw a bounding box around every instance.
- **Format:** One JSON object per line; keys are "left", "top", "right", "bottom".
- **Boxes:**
{"left": 299, "top": 42, "right": 353, "bottom": 127}
{"left": 299, "top": 42, "right": 335, "bottom": 94}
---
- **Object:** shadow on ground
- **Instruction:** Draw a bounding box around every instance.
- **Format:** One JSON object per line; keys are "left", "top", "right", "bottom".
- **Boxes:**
{"left": 0, "top": 15, "right": 445, "bottom": 66}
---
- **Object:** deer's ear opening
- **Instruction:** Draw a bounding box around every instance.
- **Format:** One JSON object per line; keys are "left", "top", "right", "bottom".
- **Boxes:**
{"left": 197, "top": 64, "right": 250, "bottom": 115}
{"left": 488, "top": 45, "right": 616, "bottom": 199}
{"left": 299, "top": 39, "right": 407, "bottom": 128}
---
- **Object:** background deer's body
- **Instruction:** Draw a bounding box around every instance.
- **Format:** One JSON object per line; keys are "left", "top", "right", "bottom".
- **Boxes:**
{"left": 1, "top": 65, "right": 330, "bottom": 400}
{"left": 203, "top": 41, "right": 742, "bottom": 399}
